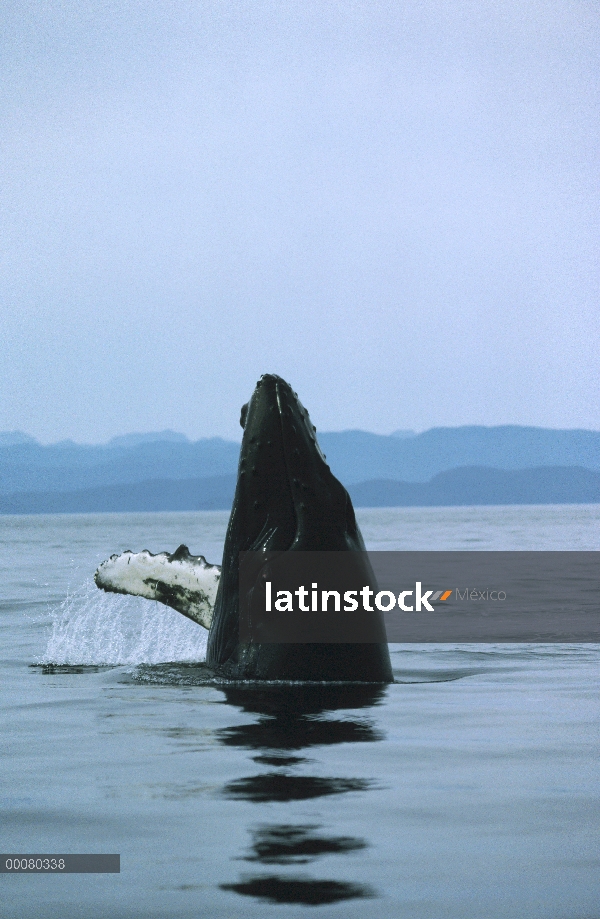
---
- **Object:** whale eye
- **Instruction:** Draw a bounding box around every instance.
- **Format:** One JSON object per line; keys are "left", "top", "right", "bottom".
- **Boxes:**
{"left": 240, "top": 403, "right": 249, "bottom": 428}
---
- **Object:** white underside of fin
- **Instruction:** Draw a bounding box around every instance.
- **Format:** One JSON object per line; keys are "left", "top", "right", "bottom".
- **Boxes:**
{"left": 94, "top": 547, "right": 220, "bottom": 630}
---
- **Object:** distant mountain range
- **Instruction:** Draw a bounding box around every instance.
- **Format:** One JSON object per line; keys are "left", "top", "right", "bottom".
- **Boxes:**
{"left": 0, "top": 466, "right": 598, "bottom": 515}
{"left": 348, "top": 466, "right": 600, "bottom": 508}
{"left": 0, "top": 437, "right": 241, "bottom": 495}
{"left": 0, "top": 475, "right": 238, "bottom": 515}
{"left": 1, "top": 426, "right": 599, "bottom": 513}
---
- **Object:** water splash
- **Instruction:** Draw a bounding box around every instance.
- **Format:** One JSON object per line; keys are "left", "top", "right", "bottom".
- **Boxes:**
{"left": 40, "top": 580, "right": 208, "bottom": 665}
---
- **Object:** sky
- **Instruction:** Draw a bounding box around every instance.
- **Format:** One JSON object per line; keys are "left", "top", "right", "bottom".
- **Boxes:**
{"left": 1, "top": 0, "right": 598, "bottom": 443}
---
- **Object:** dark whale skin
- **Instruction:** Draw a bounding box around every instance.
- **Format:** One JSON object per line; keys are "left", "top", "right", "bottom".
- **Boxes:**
{"left": 206, "top": 375, "right": 393, "bottom": 682}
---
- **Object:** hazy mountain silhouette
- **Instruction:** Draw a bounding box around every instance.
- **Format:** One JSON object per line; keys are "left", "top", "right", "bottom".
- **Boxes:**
{"left": 348, "top": 465, "right": 600, "bottom": 508}
{"left": 1, "top": 466, "right": 599, "bottom": 514}
{"left": 2, "top": 426, "right": 600, "bottom": 491}
{"left": 1, "top": 426, "right": 599, "bottom": 512}
{"left": 0, "top": 475, "right": 237, "bottom": 514}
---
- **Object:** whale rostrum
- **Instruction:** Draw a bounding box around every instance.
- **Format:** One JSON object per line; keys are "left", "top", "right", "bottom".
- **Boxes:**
{"left": 95, "top": 374, "right": 393, "bottom": 681}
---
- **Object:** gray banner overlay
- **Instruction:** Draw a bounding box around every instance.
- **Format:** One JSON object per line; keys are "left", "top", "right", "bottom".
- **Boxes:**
{"left": 239, "top": 552, "right": 599, "bottom": 643}
{"left": 1, "top": 855, "right": 120, "bottom": 873}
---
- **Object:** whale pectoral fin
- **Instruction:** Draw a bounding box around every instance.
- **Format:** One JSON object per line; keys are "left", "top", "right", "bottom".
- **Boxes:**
{"left": 94, "top": 549, "right": 221, "bottom": 631}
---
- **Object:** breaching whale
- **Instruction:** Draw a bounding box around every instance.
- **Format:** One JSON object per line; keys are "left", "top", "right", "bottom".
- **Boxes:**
{"left": 95, "top": 374, "right": 392, "bottom": 682}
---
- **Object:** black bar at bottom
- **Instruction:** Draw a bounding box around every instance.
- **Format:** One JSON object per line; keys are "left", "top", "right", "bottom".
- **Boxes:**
{"left": 1, "top": 855, "right": 120, "bottom": 873}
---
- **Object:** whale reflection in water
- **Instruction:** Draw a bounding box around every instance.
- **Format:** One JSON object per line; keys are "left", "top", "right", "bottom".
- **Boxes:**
{"left": 244, "top": 824, "right": 367, "bottom": 864}
{"left": 218, "top": 683, "right": 385, "bottom": 906}
{"left": 221, "top": 874, "right": 375, "bottom": 906}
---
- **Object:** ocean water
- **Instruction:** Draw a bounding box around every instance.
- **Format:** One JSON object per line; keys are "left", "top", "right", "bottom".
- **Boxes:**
{"left": 1, "top": 505, "right": 599, "bottom": 919}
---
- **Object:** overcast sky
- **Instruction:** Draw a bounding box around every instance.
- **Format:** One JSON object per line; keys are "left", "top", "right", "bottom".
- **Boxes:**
{"left": 1, "top": 0, "right": 598, "bottom": 443}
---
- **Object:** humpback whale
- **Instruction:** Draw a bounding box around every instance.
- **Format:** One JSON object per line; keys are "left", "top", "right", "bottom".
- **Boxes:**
{"left": 95, "top": 374, "right": 392, "bottom": 682}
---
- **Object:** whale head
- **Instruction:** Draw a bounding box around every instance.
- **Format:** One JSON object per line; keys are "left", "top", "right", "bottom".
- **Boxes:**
{"left": 231, "top": 373, "right": 364, "bottom": 556}
{"left": 206, "top": 374, "right": 392, "bottom": 681}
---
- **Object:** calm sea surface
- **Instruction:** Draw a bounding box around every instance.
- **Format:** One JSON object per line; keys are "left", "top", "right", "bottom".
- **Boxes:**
{"left": 2, "top": 505, "right": 599, "bottom": 918}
